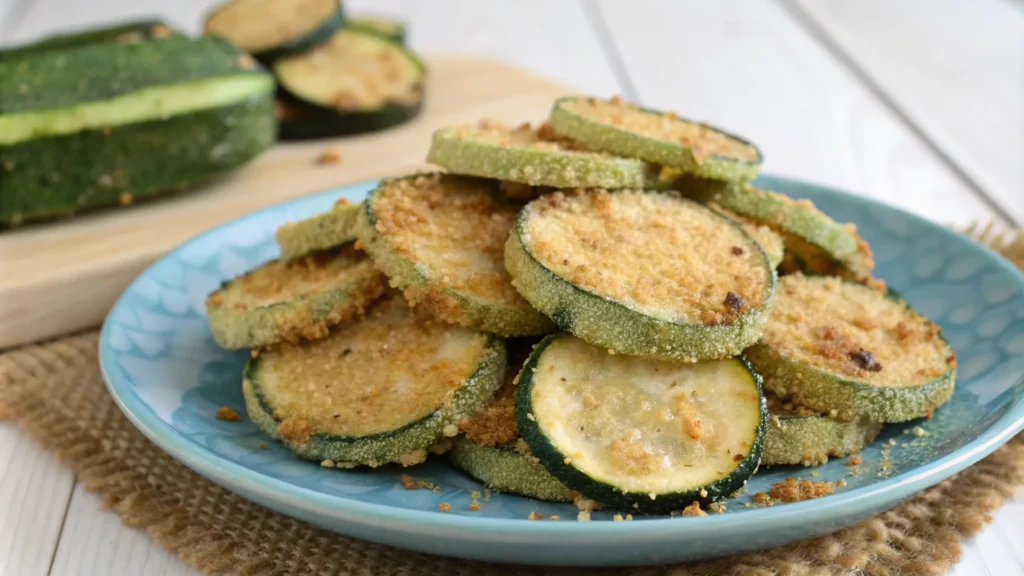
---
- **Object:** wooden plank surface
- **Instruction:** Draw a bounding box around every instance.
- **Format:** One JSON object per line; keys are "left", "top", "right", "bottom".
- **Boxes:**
{"left": 1, "top": 1, "right": 1020, "bottom": 576}
{"left": 593, "top": 0, "right": 1001, "bottom": 229}
{"left": 0, "top": 424, "right": 75, "bottom": 576}
{"left": 788, "top": 0, "right": 1024, "bottom": 224}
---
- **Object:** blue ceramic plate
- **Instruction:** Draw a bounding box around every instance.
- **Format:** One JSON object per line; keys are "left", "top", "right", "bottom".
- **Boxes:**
{"left": 100, "top": 176, "right": 1024, "bottom": 566}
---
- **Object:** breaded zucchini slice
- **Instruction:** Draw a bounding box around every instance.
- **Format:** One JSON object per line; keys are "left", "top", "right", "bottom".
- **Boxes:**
{"left": 516, "top": 334, "right": 767, "bottom": 514}
{"left": 505, "top": 189, "right": 776, "bottom": 361}
{"left": 426, "top": 120, "right": 653, "bottom": 189}
{"left": 355, "top": 173, "right": 554, "bottom": 336}
{"left": 451, "top": 373, "right": 573, "bottom": 502}
{"left": 762, "top": 392, "right": 883, "bottom": 467}
{"left": 680, "top": 177, "right": 876, "bottom": 283}
{"left": 243, "top": 293, "right": 506, "bottom": 467}
{"left": 203, "top": 0, "right": 344, "bottom": 63}
{"left": 746, "top": 274, "right": 957, "bottom": 423}
{"left": 205, "top": 245, "right": 386, "bottom": 349}
{"left": 276, "top": 199, "right": 361, "bottom": 261}
{"left": 549, "top": 96, "right": 762, "bottom": 183}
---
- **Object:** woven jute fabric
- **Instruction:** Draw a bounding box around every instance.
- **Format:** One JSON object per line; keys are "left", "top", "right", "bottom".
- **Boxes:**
{"left": 1, "top": 227, "right": 1021, "bottom": 576}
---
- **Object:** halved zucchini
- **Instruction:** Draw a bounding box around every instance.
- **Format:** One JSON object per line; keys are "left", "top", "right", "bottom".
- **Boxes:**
{"left": 516, "top": 334, "right": 766, "bottom": 514}
{"left": 355, "top": 173, "right": 554, "bottom": 337}
{"left": 549, "top": 96, "right": 762, "bottom": 182}
{"left": 762, "top": 392, "right": 884, "bottom": 466}
{"left": 745, "top": 274, "right": 957, "bottom": 422}
{"left": 273, "top": 28, "right": 424, "bottom": 137}
{"left": 276, "top": 199, "right": 361, "bottom": 261}
{"left": 244, "top": 293, "right": 506, "bottom": 467}
{"left": 203, "top": 0, "right": 344, "bottom": 63}
{"left": 426, "top": 121, "right": 654, "bottom": 189}
{"left": 205, "top": 245, "right": 386, "bottom": 349}
{"left": 348, "top": 16, "right": 406, "bottom": 44}
{"left": 679, "top": 177, "right": 876, "bottom": 283}
{"left": 0, "top": 36, "right": 275, "bottom": 225}
{"left": 505, "top": 189, "right": 776, "bottom": 361}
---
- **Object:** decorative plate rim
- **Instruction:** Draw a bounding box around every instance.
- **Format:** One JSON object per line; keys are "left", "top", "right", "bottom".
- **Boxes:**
{"left": 99, "top": 175, "right": 1024, "bottom": 538}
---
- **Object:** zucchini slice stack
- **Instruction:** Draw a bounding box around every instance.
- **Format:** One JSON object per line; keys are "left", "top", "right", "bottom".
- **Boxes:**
{"left": 202, "top": 0, "right": 424, "bottom": 139}
{"left": 201, "top": 91, "right": 956, "bottom": 514}
{"left": 0, "top": 36, "right": 276, "bottom": 226}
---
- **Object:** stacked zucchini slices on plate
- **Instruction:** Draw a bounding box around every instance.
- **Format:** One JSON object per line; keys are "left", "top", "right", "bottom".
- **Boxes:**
{"left": 203, "top": 0, "right": 425, "bottom": 140}
{"left": 206, "top": 95, "right": 956, "bottom": 515}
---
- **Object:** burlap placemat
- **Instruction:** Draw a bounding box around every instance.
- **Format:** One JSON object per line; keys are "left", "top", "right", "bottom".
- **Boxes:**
{"left": 1, "top": 226, "right": 1022, "bottom": 576}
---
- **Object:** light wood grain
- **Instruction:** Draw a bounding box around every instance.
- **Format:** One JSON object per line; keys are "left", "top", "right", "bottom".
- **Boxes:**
{"left": 0, "top": 424, "right": 75, "bottom": 576}
{"left": 594, "top": 0, "right": 1001, "bottom": 229}
{"left": 48, "top": 485, "right": 194, "bottom": 576}
{"left": 788, "top": 0, "right": 1024, "bottom": 224}
{"left": 0, "top": 54, "right": 577, "bottom": 349}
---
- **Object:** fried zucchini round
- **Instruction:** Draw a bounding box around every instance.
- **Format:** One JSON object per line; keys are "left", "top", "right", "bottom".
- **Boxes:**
{"left": 243, "top": 293, "right": 506, "bottom": 467}
{"left": 355, "top": 173, "right": 554, "bottom": 336}
{"left": 506, "top": 189, "right": 776, "bottom": 361}
{"left": 205, "top": 245, "right": 386, "bottom": 349}
{"left": 746, "top": 274, "right": 956, "bottom": 422}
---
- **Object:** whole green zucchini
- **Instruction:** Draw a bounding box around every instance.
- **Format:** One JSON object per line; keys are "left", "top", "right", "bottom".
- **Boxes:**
{"left": 0, "top": 36, "right": 276, "bottom": 226}
{"left": 0, "top": 19, "right": 179, "bottom": 62}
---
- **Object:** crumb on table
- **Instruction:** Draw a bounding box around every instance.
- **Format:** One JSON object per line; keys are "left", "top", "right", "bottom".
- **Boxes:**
{"left": 848, "top": 454, "right": 862, "bottom": 466}
{"left": 317, "top": 148, "right": 344, "bottom": 165}
{"left": 682, "top": 501, "right": 707, "bottom": 517}
{"left": 438, "top": 503, "right": 451, "bottom": 512}
{"left": 528, "top": 511, "right": 545, "bottom": 521}
{"left": 216, "top": 406, "right": 241, "bottom": 421}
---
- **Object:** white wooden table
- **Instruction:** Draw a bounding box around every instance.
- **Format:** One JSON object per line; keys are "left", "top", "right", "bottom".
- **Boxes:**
{"left": 1, "top": 1, "right": 1021, "bottom": 574}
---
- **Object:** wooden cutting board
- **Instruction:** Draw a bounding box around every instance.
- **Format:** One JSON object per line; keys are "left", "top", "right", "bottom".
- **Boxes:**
{"left": 0, "top": 55, "right": 577, "bottom": 349}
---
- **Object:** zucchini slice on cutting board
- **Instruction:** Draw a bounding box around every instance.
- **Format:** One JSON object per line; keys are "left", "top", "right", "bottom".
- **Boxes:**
{"left": 762, "top": 392, "right": 883, "bottom": 467}
{"left": 243, "top": 293, "right": 506, "bottom": 467}
{"left": 505, "top": 188, "right": 776, "bottom": 361}
{"left": 746, "top": 274, "right": 956, "bottom": 423}
{"left": 0, "top": 36, "right": 275, "bottom": 226}
{"left": 0, "top": 20, "right": 178, "bottom": 61}
{"left": 274, "top": 28, "right": 425, "bottom": 138}
{"left": 516, "top": 334, "right": 767, "bottom": 514}
{"left": 548, "top": 96, "right": 762, "bottom": 183}
{"left": 276, "top": 199, "right": 362, "bottom": 261}
{"left": 427, "top": 121, "right": 654, "bottom": 189}
{"left": 203, "top": 0, "right": 344, "bottom": 63}
{"left": 206, "top": 245, "right": 387, "bottom": 349}
{"left": 355, "top": 173, "right": 555, "bottom": 337}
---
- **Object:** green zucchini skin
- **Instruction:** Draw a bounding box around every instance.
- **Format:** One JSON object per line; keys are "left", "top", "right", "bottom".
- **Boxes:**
{"left": 548, "top": 97, "right": 762, "bottom": 183}
{"left": 515, "top": 335, "right": 767, "bottom": 514}
{"left": 505, "top": 194, "right": 776, "bottom": 361}
{"left": 762, "top": 409, "right": 883, "bottom": 467}
{"left": 243, "top": 335, "right": 506, "bottom": 467}
{"left": 276, "top": 91, "right": 423, "bottom": 140}
{"left": 1, "top": 94, "right": 275, "bottom": 226}
{"left": 0, "top": 36, "right": 269, "bottom": 115}
{"left": 448, "top": 437, "right": 573, "bottom": 502}
{"left": 0, "top": 20, "right": 179, "bottom": 61}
